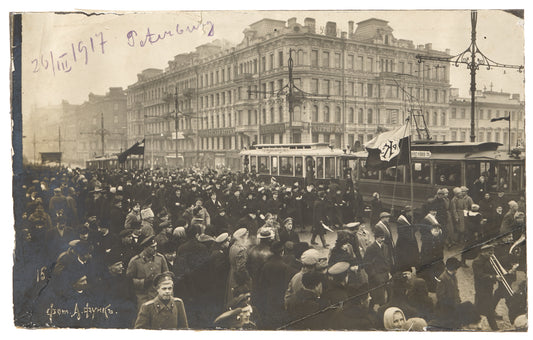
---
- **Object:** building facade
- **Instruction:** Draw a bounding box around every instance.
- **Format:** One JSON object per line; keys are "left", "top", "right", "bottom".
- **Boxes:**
{"left": 449, "top": 88, "right": 524, "bottom": 149}
{"left": 76, "top": 87, "right": 128, "bottom": 162}
{"left": 126, "top": 16, "right": 453, "bottom": 169}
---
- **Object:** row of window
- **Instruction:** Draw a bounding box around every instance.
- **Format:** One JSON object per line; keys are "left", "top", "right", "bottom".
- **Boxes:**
{"left": 451, "top": 108, "right": 523, "bottom": 121}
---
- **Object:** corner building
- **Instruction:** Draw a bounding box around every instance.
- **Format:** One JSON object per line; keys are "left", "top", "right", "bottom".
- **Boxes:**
{"left": 127, "top": 17, "right": 451, "bottom": 169}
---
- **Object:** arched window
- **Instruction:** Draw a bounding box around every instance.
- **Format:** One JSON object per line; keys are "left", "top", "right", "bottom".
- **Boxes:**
{"left": 358, "top": 108, "right": 364, "bottom": 123}
{"left": 312, "top": 105, "right": 319, "bottom": 122}
{"left": 335, "top": 107, "right": 341, "bottom": 123}
{"left": 348, "top": 108, "right": 354, "bottom": 123}
{"left": 367, "top": 108, "right": 373, "bottom": 124}
{"left": 324, "top": 106, "right": 330, "bottom": 122}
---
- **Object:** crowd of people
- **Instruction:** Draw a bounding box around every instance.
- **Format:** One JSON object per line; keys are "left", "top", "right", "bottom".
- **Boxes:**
{"left": 14, "top": 165, "right": 527, "bottom": 331}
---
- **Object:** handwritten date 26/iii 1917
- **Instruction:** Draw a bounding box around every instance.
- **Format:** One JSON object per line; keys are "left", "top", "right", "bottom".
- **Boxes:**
{"left": 31, "top": 32, "right": 107, "bottom": 75}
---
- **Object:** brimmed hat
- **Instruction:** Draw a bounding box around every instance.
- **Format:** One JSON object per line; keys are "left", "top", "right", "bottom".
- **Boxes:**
{"left": 139, "top": 235, "right": 155, "bottom": 248}
{"left": 344, "top": 222, "right": 360, "bottom": 229}
{"left": 328, "top": 261, "right": 350, "bottom": 276}
{"left": 257, "top": 229, "right": 274, "bottom": 239}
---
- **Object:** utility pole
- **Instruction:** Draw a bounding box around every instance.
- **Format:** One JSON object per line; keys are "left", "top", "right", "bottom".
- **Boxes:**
{"left": 101, "top": 112, "right": 105, "bottom": 156}
{"left": 416, "top": 10, "right": 523, "bottom": 142}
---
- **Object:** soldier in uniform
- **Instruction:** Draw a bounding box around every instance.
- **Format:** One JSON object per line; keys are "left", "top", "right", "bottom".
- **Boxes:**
{"left": 126, "top": 235, "right": 169, "bottom": 309}
{"left": 134, "top": 272, "right": 189, "bottom": 329}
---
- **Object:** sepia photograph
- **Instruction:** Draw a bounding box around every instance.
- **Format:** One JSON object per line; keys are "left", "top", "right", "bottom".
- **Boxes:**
{"left": 10, "top": 7, "right": 527, "bottom": 332}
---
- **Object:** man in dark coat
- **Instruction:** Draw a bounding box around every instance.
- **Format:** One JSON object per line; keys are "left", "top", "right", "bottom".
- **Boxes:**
{"left": 256, "top": 241, "right": 297, "bottom": 329}
{"left": 363, "top": 228, "right": 392, "bottom": 308}
{"left": 311, "top": 191, "right": 329, "bottom": 248}
{"left": 435, "top": 257, "right": 462, "bottom": 320}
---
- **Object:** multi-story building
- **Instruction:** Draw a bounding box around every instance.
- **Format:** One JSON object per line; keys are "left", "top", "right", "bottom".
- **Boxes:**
{"left": 448, "top": 88, "right": 524, "bottom": 149}
{"left": 126, "top": 16, "right": 452, "bottom": 169}
{"left": 25, "top": 100, "right": 78, "bottom": 165}
{"left": 76, "top": 87, "right": 128, "bottom": 162}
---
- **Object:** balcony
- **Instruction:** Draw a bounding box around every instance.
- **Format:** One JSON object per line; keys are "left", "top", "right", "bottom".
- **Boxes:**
{"left": 235, "top": 125, "right": 258, "bottom": 134}
{"left": 198, "top": 127, "right": 235, "bottom": 138}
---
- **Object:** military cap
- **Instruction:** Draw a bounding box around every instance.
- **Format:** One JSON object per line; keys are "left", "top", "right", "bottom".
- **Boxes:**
{"left": 53, "top": 187, "right": 62, "bottom": 193}
{"left": 215, "top": 232, "right": 229, "bottom": 244}
{"left": 328, "top": 261, "right": 350, "bottom": 276}
{"left": 471, "top": 204, "right": 480, "bottom": 212}
{"left": 104, "top": 250, "right": 123, "bottom": 267}
{"left": 139, "top": 235, "right": 155, "bottom": 248}
{"left": 153, "top": 272, "right": 175, "bottom": 288}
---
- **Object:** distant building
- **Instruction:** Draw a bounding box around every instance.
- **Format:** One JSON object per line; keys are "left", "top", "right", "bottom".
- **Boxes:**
{"left": 77, "top": 87, "right": 127, "bottom": 162}
{"left": 448, "top": 88, "right": 524, "bottom": 148}
{"left": 24, "top": 87, "right": 127, "bottom": 166}
{"left": 126, "top": 16, "right": 452, "bottom": 169}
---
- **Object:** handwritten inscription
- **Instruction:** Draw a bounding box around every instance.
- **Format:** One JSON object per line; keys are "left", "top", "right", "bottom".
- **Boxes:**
{"left": 46, "top": 303, "right": 115, "bottom": 324}
{"left": 31, "top": 32, "right": 107, "bottom": 75}
{"left": 126, "top": 20, "right": 215, "bottom": 48}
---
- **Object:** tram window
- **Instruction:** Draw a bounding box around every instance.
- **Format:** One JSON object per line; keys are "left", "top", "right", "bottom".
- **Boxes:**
{"left": 381, "top": 166, "right": 404, "bottom": 182}
{"left": 466, "top": 163, "right": 479, "bottom": 188}
{"left": 295, "top": 157, "right": 303, "bottom": 176}
{"left": 258, "top": 156, "right": 270, "bottom": 174}
{"left": 250, "top": 156, "right": 257, "bottom": 173}
{"left": 498, "top": 164, "right": 510, "bottom": 191}
{"left": 408, "top": 162, "right": 430, "bottom": 184}
{"left": 271, "top": 156, "right": 279, "bottom": 175}
{"left": 359, "top": 160, "right": 379, "bottom": 180}
{"left": 325, "top": 157, "right": 335, "bottom": 178}
{"left": 316, "top": 157, "right": 324, "bottom": 179}
{"left": 511, "top": 165, "right": 523, "bottom": 191}
{"left": 435, "top": 162, "right": 461, "bottom": 186}
{"left": 279, "top": 156, "right": 293, "bottom": 176}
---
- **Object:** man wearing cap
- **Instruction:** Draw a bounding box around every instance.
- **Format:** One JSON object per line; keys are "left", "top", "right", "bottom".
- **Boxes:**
{"left": 322, "top": 262, "right": 351, "bottom": 307}
{"left": 284, "top": 248, "right": 323, "bottom": 309}
{"left": 472, "top": 244, "right": 499, "bottom": 330}
{"left": 126, "top": 235, "right": 169, "bottom": 309}
{"left": 373, "top": 211, "right": 394, "bottom": 264}
{"left": 134, "top": 272, "right": 189, "bottom": 329}
{"left": 435, "top": 257, "right": 462, "bottom": 320}
{"left": 364, "top": 227, "right": 393, "bottom": 308}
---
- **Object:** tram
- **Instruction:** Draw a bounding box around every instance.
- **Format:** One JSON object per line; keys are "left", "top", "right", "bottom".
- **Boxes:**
{"left": 240, "top": 141, "right": 525, "bottom": 210}
{"left": 85, "top": 155, "right": 144, "bottom": 170}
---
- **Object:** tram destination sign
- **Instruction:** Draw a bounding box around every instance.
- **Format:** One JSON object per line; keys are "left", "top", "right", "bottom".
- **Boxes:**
{"left": 411, "top": 150, "right": 431, "bottom": 158}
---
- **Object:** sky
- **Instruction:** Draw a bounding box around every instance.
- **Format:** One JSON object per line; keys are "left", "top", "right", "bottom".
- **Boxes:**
{"left": 20, "top": 9, "right": 525, "bottom": 114}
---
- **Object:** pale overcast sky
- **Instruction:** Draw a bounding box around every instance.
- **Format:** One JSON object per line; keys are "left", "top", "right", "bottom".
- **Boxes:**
{"left": 21, "top": 9, "right": 524, "bottom": 113}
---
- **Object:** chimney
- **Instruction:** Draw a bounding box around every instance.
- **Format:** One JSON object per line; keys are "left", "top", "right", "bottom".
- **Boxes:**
{"left": 425, "top": 43, "right": 432, "bottom": 51}
{"left": 326, "top": 21, "right": 337, "bottom": 37}
{"left": 288, "top": 17, "right": 297, "bottom": 28}
{"left": 304, "top": 18, "right": 316, "bottom": 34}
{"left": 341, "top": 31, "right": 347, "bottom": 39}
{"left": 348, "top": 21, "right": 354, "bottom": 38}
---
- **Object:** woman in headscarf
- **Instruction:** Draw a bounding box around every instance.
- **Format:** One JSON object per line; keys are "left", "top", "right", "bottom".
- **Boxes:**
{"left": 383, "top": 307, "right": 407, "bottom": 331}
{"left": 226, "top": 228, "right": 251, "bottom": 308}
